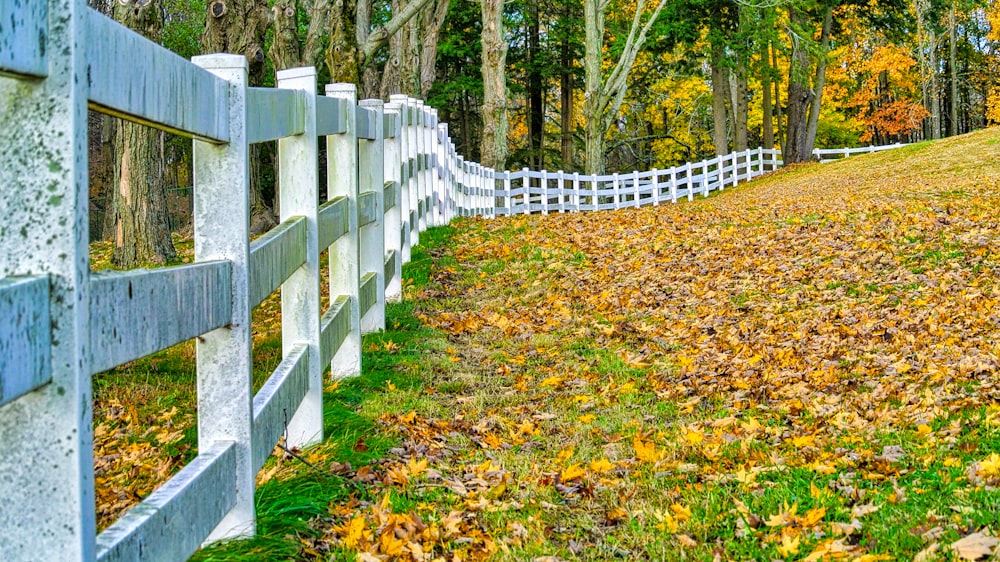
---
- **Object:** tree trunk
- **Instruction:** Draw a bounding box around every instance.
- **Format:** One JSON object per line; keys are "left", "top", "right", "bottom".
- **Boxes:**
{"left": 784, "top": 6, "right": 814, "bottom": 164}
{"left": 772, "top": 43, "right": 784, "bottom": 149}
{"left": 560, "top": 6, "right": 575, "bottom": 171}
{"left": 109, "top": 1, "right": 175, "bottom": 267}
{"left": 948, "top": 3, "right": 958, "bottom": 136}
{"left": 803, "top": 5, "right": 832, "bottom": 154}
{"left": 528, "top": 1, "right": 544, "bottom": 169}
{"left": 929, "top": 29, "right": 941, "bottom": 138}
{"left": 204, "top": 0, "right": 276, "bottom": 235}
{"left": 761, "top": 40, "right": 774, "bottom": 150}
{"left": 733, "top": 58, "right": 749, "bottom": 152}
{"left": 710, "top": 41, "right": 730, "bottom": 156}
{"left": 480, "top": 0, "right": 508, "bottom": 169}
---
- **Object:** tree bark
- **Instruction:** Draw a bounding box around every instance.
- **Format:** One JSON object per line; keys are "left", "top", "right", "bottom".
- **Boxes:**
{"left": 710, "top": 41, "right": 730, "bottom": 155}
{"left": 582, "top": 0, "right": 667, "bottom": 173}
{"left": 480, "top": 0, "right": 509, "bottom": 169}
{"left": 733, "top": 58, "right": 749, "bottom": 152}
{"left": 803, "top": 5, "right": 832, "bottom": 154}
{"left": 784, "top": 6, "right": 814, "bottom": 164}
{"left": 761, "top": 39, "right": 774, "bottom": 149}
{"left": 930, "top": 29, "right": 941, "bottom": 138}
{"left": 560, "top": 0, "right": 575, "bottom": 171}
{"left": 204, "top": 0, "right": 276, "bottom": 234}
{"left": 772, "top": 42, "right": 784, "bottom": 149}
{"left": 528, "top": 1, "right": 544, "bottom": 169}
{"left": 109, "top": 0, "right": 175, "bottom": 267}
{"left": 948, "top": 3, "right": 958, "bottom": 136}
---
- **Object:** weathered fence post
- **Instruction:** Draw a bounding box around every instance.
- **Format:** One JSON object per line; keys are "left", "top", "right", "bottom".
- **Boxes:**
{"left": 0, "top": 0, "right": 95, "bottom": 558}
{"left": 703, "top": 159, "right": 711, "bottom": 197}
{"left": 325, "top": 83, "right": 361, "bottom": 378}
{"left": 192, "top": 54, "right": 255, "bottom": 542}
{"left": 572, "top": 172, "right": 581, "bottom": 211}
{"left": 633, "top": 170, "right": 641, "bottom": 206}
{"left": 359, "top": 99, "right": 385, "bottom": 333}
{"left": 276, "top": 66, "right": 323, "bottom": 449}
{"left": 652, "top": 168, "right": 660, "bottom": 206}
{"left": 523, "top": 168, "right": 532, "bottom": 215}
{"left": 670, "top": 166, "right": 678, "bottom": 203}
{"left": 384, "top": 103, "right": 403, "bottom": 303}
{"left": 388, "top": 95, "right": 412, "bottom": 265}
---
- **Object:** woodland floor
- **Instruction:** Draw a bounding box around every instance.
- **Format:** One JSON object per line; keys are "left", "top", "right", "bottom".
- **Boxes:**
{"left": 96, "top": 129, "right": 1000, "bottom": 561}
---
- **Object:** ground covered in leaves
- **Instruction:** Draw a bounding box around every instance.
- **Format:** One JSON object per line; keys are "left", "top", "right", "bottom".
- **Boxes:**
{"left": 109, "top": 130, "right": 1000, "bottom": 561}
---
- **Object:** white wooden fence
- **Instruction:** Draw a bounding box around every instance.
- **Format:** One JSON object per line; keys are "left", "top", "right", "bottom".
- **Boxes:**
{"left": 492, "top": 143, "right": 905, "bottom": 216}
{"left": 0, "top": 2, "right": 904, "bottom": 560}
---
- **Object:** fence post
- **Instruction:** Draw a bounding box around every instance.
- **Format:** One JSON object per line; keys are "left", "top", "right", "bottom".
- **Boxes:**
{"left": 729, "top": 153, "right": 736, "bottom": 188}
{"left": 384, "top": 103, "right": 403, "bottom": 303}
{"left": 670, "top": 167, "right": 678, "bottom": 203}
{"left": 192, "top": 54, "right": 256, "bottom": 542}
{"left": 633, "top": 170, "right": 641, "bottom": 206}
{"left": 388, "top": 95, "right": 411, "bottom": 264}
{"left": 572, "top": 172, "right": 581, "bottom": 211}
{"left": 359, "top": 99, "right": 385, "bottom": 333}
{"left": 703, "top": 159, "right": 711, "bottom": 197}
{"left": 687, "top": 162, "right": 695, "bottom": 201}
{"left": 757, "top": 147, "right": 764, "bottom": 175}
{"left": 612, "top": 173, "right": 620, "bottom": 209}
{"left": 0, "top": 0, "right": 95, "bottom": 557}
{"left": 523, "top": 168, "right": 531, "bottom": 215}
{"left": 429, "top": 109, "right": 442, "bottom": 227}
{"left": 325, "top": 83, "right": 361, "bottom": 378}
{"left": 414, "top": 100, "right": 428, "bottom": 233}
{"left": 652, "top": 168, "right": 660, "bottom": 206}
{"left": 275, "top": 67, "right": 323, "bottom": 450}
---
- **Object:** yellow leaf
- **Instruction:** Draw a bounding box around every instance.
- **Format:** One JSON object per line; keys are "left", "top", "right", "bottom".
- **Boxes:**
{"left": 801, "top": 507, "right": 826, "bottom": 527}
{"left": 589, "top": 458, "right": 615, "bottom": 473}
{"left": 341, "top": 515, "right": 367, "bottom": 549}
{"left": 777, "top": 533, "right": 801, "bottom": 557}
{"left": 539, "top": 375, "right": 563, "bottom": 388}
{"left": 634, "top": 436, "right": 665, "bottom": 463}
{"left": 399, "top": 411, "right": 416, "bottom": 424}
{"left": 670, "top": 503, "right": 692, "bottom": 522}
{"left": 684, "top": 429, "right": 704, "bottom": 445}
{"left": 579, "top": 414, "right": 596, "bottom": 424}
{"left": 978, "top": 453, "right": 1000, "bottom": 476}
{"left": 407, "top": 457, "right": 427, "bottom": 477}
{"left": 557, "top": 447, "right": 575, "bottom": 462}
{"left": 916, "top": 424, "right": 933, "bottom": 436}
{"left": 790, "top": 434, "right": 816, "bottom": 448}
{"left": 561, "top": 463, "right": 586, "bottom": 482}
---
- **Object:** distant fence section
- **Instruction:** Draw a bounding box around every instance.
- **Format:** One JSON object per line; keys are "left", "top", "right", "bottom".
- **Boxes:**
{"left": 0, "top": 2, "right": 903, "bottom": 561}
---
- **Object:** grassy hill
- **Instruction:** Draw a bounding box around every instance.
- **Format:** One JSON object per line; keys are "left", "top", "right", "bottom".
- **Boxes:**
{"left": 110, "top": 130, "right": 1000, "bottom": 561}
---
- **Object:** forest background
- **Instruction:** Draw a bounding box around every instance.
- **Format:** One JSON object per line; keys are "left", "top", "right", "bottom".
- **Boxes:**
{"left": 90, "top": 0, "right": 1000, "bottom": 267}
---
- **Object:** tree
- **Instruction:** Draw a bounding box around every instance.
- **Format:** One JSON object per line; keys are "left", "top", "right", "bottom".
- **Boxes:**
{"left": 582, "top": 0, "right": 668, "bottom": 173}
{"left": 106, "top": 0, "right": 176, "bottom": 267}
{"left": 480, "top": 0, "right": 509, "bottom": 169}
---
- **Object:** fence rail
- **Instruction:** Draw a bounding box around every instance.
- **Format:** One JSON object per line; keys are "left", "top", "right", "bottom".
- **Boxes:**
{"left": 0, "top": 2, "right": 904, "bottom": 560}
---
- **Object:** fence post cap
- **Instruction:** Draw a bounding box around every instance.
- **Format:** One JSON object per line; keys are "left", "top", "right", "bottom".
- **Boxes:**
{"left": 275, "top": 66, "right": 316, "bottom": 80}
{"left": 192, "top": 53, "right": 247, "bottom": 71}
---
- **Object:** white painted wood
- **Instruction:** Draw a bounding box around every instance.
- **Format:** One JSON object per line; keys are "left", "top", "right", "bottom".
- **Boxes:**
{"left": 670, "top": 168, "right": 678, "bottom": 203}
{"left": 251, "top": 344, "right": 309, "bottom": 472}
{"left": 246, "top": 87, "right": 305, "bottom": 143}
{"left": 358, "top": 99, "right": 385, "bottom": 333}
{"left": 325, "top": 83, "right": 361, "bottom": 379}
{"left": 95, "top": 442, "right": 236, "bottom": 562}
{"left": 320, "top": 296, "right": 351, "bottom": 368}
{"left": 388, "top": 96, "right": 412, "bottom": 264}
{"left": 429, "top": 110, "right": 443, "bottom": 226}
{"left": 358, "top": 191, "right": 380, "bottom": 227}
{"left": 651, "top": 168, "right": 660, "bottom": 206}
{"left": 702, "top": 159, "right": 710, "bottom": 197}
{"left": 384, "top": 103, "right": 403, "bottom": 303}
{"left": 88, "top": 10, "right": 228, "bottom": 142}
{"left": 633, "top": 170, "right": 641, "bottom": 206}
{"left": 415, "top": 100, "right": 428, "bottom": 234}
{"left": 192, "top": 53, "right": 255, "bottom": 543}
{"left": 316, "top": 95, "right": 347, "bottom": 136}
{"left": 356, "top": 105, "right": 377, "bottom": 140}
{"left": 0, "top": 1, "right": 95, "bottom": 558}
{"left": 0, "top": 276, "right": 51, "bottom": 408}
{"left": 276, "top": 66, "right": 323, "bottom": 452}
{"left": 0, "top": 1, "right": 46, "bottom": 77}
{"left": 89, "top": 262, "right": 233, "bottom": 374}
{"left": 249, "top": 217, "right": 307, "bottom": 309}
{"left": 318, "top": 196, "right": 350, "bottom": 250}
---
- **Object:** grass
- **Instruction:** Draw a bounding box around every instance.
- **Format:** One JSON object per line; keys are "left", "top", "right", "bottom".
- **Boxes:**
{"left": 92, "top": 129, "right": 1000, "bottom": 561}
